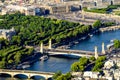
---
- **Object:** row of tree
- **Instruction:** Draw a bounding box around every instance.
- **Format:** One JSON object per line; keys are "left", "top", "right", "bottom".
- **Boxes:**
{"left": 83, "top": 5, "right": 120, "bottom": 14}
{"left": 70, "top": 57, "right": 94, "bottom": 72}
{"left": 70, "top": 56, "right": 106, "bottom": 72}
{"left": 52, "top": 71, "right": 72, "bottom": 80}
{"left": 0, "top": 12, "right": 105, "bottom": 46}
{"left": 0, "top": 38, "right": 34, "bottom": 68}
{"left": 92, "top": 56, "right": 106, "bottom": 72}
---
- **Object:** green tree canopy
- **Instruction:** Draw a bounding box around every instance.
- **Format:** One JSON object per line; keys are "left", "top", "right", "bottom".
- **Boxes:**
{"left": 92, "top": 20, "right": 102, "bottom": 29}
{"left": 114, "top": 39, "right": 120, "bottom": 49}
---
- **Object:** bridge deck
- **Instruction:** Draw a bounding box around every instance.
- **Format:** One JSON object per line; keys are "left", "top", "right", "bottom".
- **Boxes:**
{"left": 0, "top": 69, "right": 54, "bottom": 75}
{"left": 45, "top": 49, "right": 95, "bottom": 55}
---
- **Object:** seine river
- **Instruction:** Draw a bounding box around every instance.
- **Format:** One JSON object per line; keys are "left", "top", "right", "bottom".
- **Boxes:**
{"left": 1, "top": 30, "right": 120, "bottom": 80}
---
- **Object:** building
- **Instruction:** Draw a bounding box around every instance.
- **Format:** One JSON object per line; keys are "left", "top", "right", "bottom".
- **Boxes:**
{"left": 81, "top": 0, "right": 120, "bottom": 9}
{"left": 113, "top": 69, "right": 120, "bottom": 80}
{"left": 83, "top": 71, "right": 100, "bottom": 78}
{"left": 48, "top": 4, "right": 71, "bottom": 14}
{"left": 1, "top": 4, "right": 35, "bottom": 15}
{"left": 111, "top": 57, "right": 120, "bottom": 67}
{"left": 104, "top": 60, "right": 115, "bottom": 69}
{"left": 0, "top": 27, "right": 16, "bottom": 40}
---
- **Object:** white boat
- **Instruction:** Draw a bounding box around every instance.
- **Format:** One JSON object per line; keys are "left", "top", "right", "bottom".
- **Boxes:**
{"left": 40, "top": 55, "right": 48, "bottom": 61}
{"left": 22, "top": 64, "right": 30, "bottom": 69}
{"left": 107, "top": 43, "right": 114, "bottom": 49}
{"left": 110, "top": 39, "right": 115, "bottom": 43}
{"left": 88, "top": 34, "right": 93, "bottom": 37}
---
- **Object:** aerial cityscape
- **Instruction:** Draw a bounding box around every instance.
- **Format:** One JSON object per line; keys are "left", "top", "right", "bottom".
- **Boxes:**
{"left": 0, "top": 0, "right": 120, "bottom": 80}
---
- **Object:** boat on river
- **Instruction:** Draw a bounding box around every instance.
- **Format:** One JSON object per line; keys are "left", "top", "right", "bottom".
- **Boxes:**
{"left": 110, "top": 39, "right": 115, "bottom": 43}
{"left": 107, "top": 43, "right": 114, "bottom": 49}
{"left": 40, "top": 55, "right": 49, "bottom": 61}
{"left": 88, "top": 34, "right": 93, "bottom": 37}
{"left": 22, "top": 64, "right": 30, "bottom": 69}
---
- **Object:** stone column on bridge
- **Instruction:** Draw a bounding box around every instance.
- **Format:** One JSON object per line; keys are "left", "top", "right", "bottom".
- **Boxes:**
{"left": 82, "top": 10, "right": 85, "bottom": 20}
{"left": 40, "top": 42, "right": 43, "bottom": 53}
{"left": 49, "top": 39, "right": 52, "bottom": 49}
{"left": 94, "top": 46, "right": 98, "bottom": 59}
{"left": 102, "top": 42, "right": 105, "bottom": 54}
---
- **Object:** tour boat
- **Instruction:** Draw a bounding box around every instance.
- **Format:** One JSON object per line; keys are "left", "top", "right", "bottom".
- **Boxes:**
{"left": 22, "top": 64, "right": 30, "bottom": 69}
{"left": 40, "top": 55, "right": 49, "bottom": 61}
{"left": 107, "top": 43, "right": 114, "bottom": 49}
{"left": 88, "top": 34, "right": 93, "bottom": 37}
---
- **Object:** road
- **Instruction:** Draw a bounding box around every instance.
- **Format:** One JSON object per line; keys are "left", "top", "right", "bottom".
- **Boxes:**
{"left": 46, "top": 11, "right": 120, "bottom": 25}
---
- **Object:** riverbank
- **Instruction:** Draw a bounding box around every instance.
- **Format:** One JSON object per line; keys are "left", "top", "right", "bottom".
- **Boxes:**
{"left": 56, "top": 25, "right": 120, "bottom": 50}
{"left": 99, "top": 25, "right": 120, "bottom": 32}
{"left": 56, "top": 29, "right": 99, "bottom": 49}
{"left": 15, "top": 52, "right": 42, "bottom": 70}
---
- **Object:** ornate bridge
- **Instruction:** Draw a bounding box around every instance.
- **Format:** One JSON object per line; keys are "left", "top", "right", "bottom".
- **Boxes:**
{"left": 0, "top": 69, "right": 54, "bottom": 79}
{"left": 38, "top": 39, "right": 106, "bottom": 59}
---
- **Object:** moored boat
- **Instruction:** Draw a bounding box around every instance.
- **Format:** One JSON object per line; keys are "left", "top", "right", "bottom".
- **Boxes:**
{"left": 40, "top": 55, "right": 49, "bottom": 61}
{"left": 22, "top": 64, "right": 30, "bottom": 69}
{"left": 107, "top": 43, "right": 114, "bottom": 49}
{"left": 110, "top": 39, "right": 115, "bottom": 43}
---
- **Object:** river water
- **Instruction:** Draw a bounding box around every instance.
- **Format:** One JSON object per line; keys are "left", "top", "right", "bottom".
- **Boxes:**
{"left": 1, "top": 30, "right": 120, "bottom": 80}
{"left": 28, "top": 30, "right": 120, "bottom": 73}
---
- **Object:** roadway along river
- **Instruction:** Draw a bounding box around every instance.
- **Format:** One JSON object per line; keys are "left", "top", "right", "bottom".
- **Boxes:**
{"left": 1, "top": 30, "right": 120, "bottom": 80}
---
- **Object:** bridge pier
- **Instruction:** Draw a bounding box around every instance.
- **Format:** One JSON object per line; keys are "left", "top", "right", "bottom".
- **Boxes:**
{"left": 94, "top": 46, "right": 98, "bottom": 59}
{"left": 82, "top": 10, "right": 85, "bottom": 20}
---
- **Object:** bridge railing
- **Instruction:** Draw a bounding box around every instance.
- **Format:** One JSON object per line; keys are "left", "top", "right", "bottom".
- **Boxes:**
{"left": 0, "top": 69, "right": 54, "bottom": 75}
{"left": 45, "top": 49, "right": 95, "bottom": 55}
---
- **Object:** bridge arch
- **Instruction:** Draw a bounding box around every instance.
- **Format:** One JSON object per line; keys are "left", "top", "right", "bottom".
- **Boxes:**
{"left": 13, "top": 73, "right": 28, "bottom": 79}
{"left": 0, "top": 69, "right": 54, "bottom": 79}
{"left": 30, "top": 75, "right": 46, "bottom": 80}
{"left": 0, "top": 73, "right": 11, "bottom": 77}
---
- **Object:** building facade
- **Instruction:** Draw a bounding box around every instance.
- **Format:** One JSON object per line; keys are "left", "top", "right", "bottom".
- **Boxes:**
{"left": 0, "top": 27, "right": 16, "bottom": 40}
{"left": 81, "top": 0, "right": 120, "bottom": 9}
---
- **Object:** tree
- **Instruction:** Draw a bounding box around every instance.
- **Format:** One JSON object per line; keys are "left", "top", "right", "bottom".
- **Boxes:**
{"left": 89, "top": 56, "right": 96, "bottom": 62}
{"left": 52, "top": 71, "right": 62, "bottom": 80}
{"left": 114, "top": 39, "right": 120, "bottom": 49}
{"left": 56, "top": 73, "right": 72, "bottom": 80}
{"left": 71, "top": 62, "right": 80, "bottom": 72}
{"left": 64, "top": 72, "right": 72, "bottom": 80}
{"left": 79, "top": 57, "right": 89, "bottom": 66}
{"left": 14, "top": 52, "right": 22, "bottom": 64}
{"left": 0, "top": 38, "right": 9, "bottom": 49}
{"left": 71, "top": 62, "right": 85, "bottom": 72}
{"left": 92, "top": 62, "right": 103, "bottom": 72}
{"left": 11, "top": 36, "right": 21, "bottom": 45}
{"left": 92, "top": 56, "right": 106, "bottom": 72}
{"left": 56, "top": 75, "right": 66, "bottom": 80}
{"left": 8, "top": 59, "right": 13, "bottom": 64}
{"left": 92, "top": 20, "right": 102, "bottom": 29}
{"left": 96, "top": 56, "right": 106, "bottom": 63}
{"left": 0, "top": 61, "right": 6, "bottom": 68}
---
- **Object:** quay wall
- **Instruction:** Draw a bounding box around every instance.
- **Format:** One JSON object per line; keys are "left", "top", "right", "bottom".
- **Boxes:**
{"left": 99, "top": 26, "right": 120, "bottom": 32}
